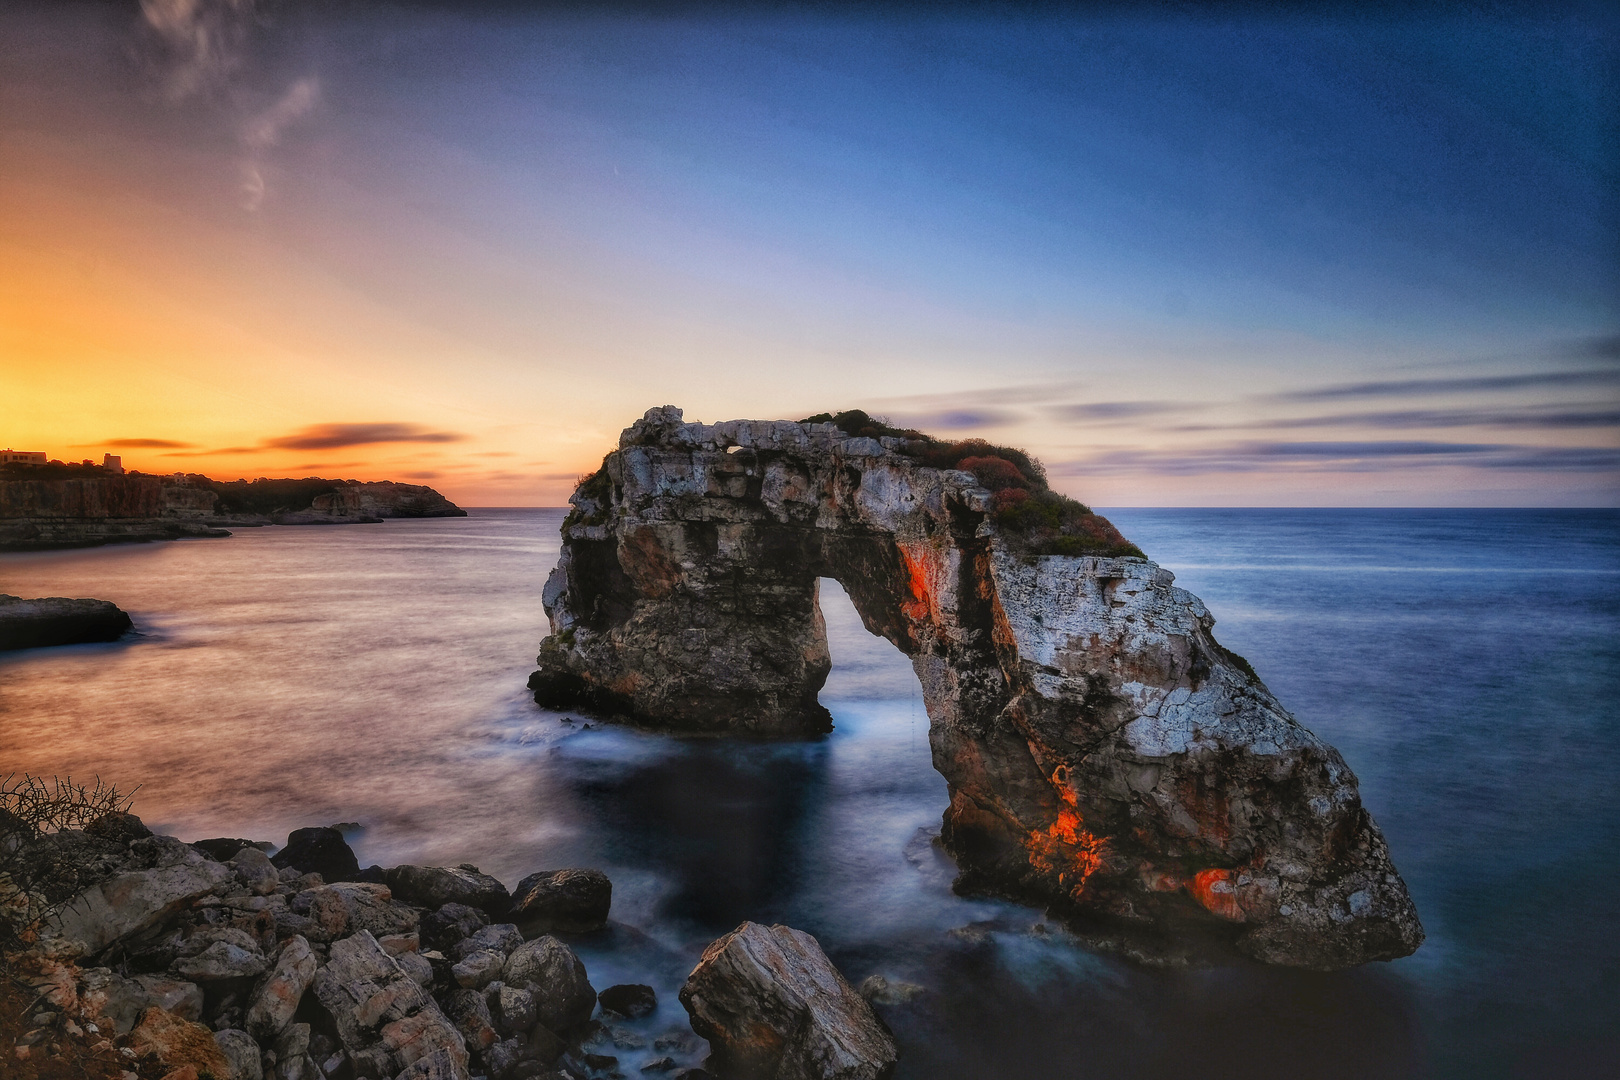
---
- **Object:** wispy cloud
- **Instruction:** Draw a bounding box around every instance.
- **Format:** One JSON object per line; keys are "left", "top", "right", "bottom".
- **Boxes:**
{"left": 1176, "top": 406, "right": 1620, "bottom": 433}
{"left": 77, "top": 438, "right": 195, "bottom": 449}
{"left": 265, "top": 423, "right": 466, "bottom": 451}
{"left": 239, "top": 77, "right": 320, "bottom": 211}
{"left": 1049, "top": 401, "right": 1181, "bottom": 423}
{"left": 160, "top": 446, "right": 261, "bottom": 457}
{"left": 139, "top": 0, "right": 254, "bottom": 101}
{"left": 894, "top": 408, "right": 1023, "bottom": 431}
{"left": 1055, "top": 441, "right": 1620, "bottom": 476}
{"left": 1269, "top": 369, "right": 1620, "bottom": 403}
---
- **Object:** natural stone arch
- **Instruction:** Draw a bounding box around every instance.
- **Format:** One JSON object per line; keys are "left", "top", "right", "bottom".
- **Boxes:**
{"left": 532, "top": 407, "right": 1423, "bottom": 969}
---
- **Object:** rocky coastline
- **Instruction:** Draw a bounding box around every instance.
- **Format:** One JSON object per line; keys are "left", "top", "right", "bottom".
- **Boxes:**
{"left": 532, "top": 407, "right": 1423, "bottom": 970}
{"left": 0, "top": 596, "right": 133, "bottom": 652}
{"left": 2, "top": 814, "right": 897, "bottom": 1080}
{"left": 0, "top": 466, "right": 465, "bottom": 552}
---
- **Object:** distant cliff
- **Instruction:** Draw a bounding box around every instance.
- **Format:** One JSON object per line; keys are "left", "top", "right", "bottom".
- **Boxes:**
{"left": 0, "top": 464, "right": 465, "bottom": 551}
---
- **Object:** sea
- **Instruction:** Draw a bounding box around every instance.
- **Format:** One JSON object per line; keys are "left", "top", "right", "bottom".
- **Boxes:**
{"left": 1, "top": 508, "right": 1616, "bottom": 1079}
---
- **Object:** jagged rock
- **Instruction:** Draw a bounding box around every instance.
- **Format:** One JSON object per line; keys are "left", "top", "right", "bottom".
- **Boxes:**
{"left": 128, "top": 1005, "right": 233, "bottom": 1078}
{"left": 397, "top": 949, "right": 435, "bottom": 987}
{"left": 421, "top": 903, "right": 489, "bottom": 951}
{"left": 597, "top": 985, "right": 656, "bottom": 1020}
{"left": 396, "top": 1047, "right": 471, "bottom": 1080}
{"left": 214, "top": 1028, "right": 263, "bottom": 1080}
{"left": 533, "top": 407, "right": 1424, "bottom": 969}
{"left": 298, "top": 881, "right": 418, "bottom": 941}
{"left": 311, "top": 930, "right": 469, "bottom": 1080}
{"left": 192, "top": 838, "right": 266, "bottom": 862}
{"left": 229, "top": 847, "right": 281, "bottom": 896}
{"left": 46, "top": 838, "right": 233, "bottom": 956}
{"left": 680, "top": 922, "right": 896, "bottom": 1080}
{"left": 510, "top": 869, "right": 612, "bottom": 934}
{"left": 379, "top": 932, "right": 421, "bottom": 956}
{"left": 502, "top": 937, "right": 596, "bottom": 1033}
{"left": 246, "top": 936, "right": 316, "bottom": 1042}
{"left": 448, "top": 922, "right": 524, "bottom": 961}
{"left": 270, "top": 827, "right": 359, "bottom": 883}
{"left": 271, "top": 1022, "right": 320, "bottom": 1080}
{"left": 641, "top": 1058, "right": 677, "bottom": 1073}
{"left": 0, "top": 594, "right": 132, "bottom": 649}
{"left": 492, "top": 984, "right": 537, "bottom": 1037}
{"left": 80, "top": 970, "right": 204, "bottom": 1034}
{"left": 83, "top": 811, "right": 153, "bottom": 845}
{"left": 171, "top": 929, "right": 267, "bottom": 982}
{"left": 441, "top": 988, "right": 500, "bottom": 1053}
{"left": 452, "top": 949, "right": 506, "bottom": 989}
{"left": 385, "top": 866, "right": 511, "bottom": 918}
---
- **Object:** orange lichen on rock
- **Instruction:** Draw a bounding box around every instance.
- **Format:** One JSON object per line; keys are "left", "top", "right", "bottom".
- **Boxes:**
{"left": 1188, "top": 868, "right": 1246, "bottom": 921}
{"left": 1026, "top": 768, "right": 1108, "bottom": 900}
{"left": 897, "top": 545, "right": 935, "bottom": 623}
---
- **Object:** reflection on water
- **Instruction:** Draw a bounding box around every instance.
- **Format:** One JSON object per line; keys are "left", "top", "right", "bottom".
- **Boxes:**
{"left": 3, "top": 508, "right": 1617, "bottom": 1078}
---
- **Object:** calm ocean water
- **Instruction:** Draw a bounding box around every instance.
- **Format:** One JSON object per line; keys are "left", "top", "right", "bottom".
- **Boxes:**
{"left": 2, "top": 508, "right": 1616, "bottom": 1078}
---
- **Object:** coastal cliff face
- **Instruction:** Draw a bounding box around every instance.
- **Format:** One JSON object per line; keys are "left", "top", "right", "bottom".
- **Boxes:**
{"left": 531, "top": 407, "right": 1423, "bottom": 969}
{"left": 0, "top": 472, "right": 465, "bottom": 549}
{"left": 0, "top": 474, "right": 226, "bottom": 549}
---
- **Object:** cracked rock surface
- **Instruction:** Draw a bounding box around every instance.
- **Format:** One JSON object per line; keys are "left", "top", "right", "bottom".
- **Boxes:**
{"left": 532, "top": 407, "right": 1423, "bottom": 968}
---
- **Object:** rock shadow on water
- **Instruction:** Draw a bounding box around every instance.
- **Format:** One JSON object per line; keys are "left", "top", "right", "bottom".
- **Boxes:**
{"left": 874, "top": 930, "right": 1426, "bottom": 1080}
{"left": 545, "top": 730, "right": 834, "bottom": 933}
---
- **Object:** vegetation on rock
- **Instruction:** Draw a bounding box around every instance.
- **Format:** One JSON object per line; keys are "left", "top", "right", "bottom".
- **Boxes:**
{"left": 801, "top": 410, "right": 1145, "bottom": 559}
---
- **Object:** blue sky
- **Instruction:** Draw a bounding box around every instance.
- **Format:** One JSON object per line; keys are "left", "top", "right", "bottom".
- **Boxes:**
{"left": 1, "top": 1, "right": 1615, "bottom": 504}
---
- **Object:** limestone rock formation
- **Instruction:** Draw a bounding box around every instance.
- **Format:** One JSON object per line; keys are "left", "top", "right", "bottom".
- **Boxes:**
{"left": 531, "top": 407, "right": 1423, "bottom": 969}
{"left": 0, "top": 594, "right": 133, "bottom": 650}
{"left": 679, "top": 921, "right": 898, "bottom": 1080}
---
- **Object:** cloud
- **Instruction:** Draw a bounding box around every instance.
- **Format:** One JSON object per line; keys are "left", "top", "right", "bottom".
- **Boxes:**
{"left": 75, "top": 438, "right": 195, "bottom": 449}
{"left": 1270, "top": 369, "right": 1620, "bottom": 403}
{"left": 1049, "top": 402, "right": 1181, "bottom": 423}
{"left": 140, "top": 0, "right": 255, "bottom": 101}
{"left": 897, "top": 408, "right": 1022, "bottom": 431}
{"left": 265, "top": 423, "right": 466, "bottom": 451}
{"left": 240, "top": 77, "right": 321, "bottom": 210}
{"left": 1053, "top": 440, "right": 1620, "bottom": 476}
{"left": 1176, "top": 406, "right": 1620, "bottom": 433}
{"left": 160, "top": 446, "right": 262, "bottom": 457}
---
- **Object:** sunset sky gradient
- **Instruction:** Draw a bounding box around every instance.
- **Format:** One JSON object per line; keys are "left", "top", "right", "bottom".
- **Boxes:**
{"left": 2, "top": 1, "right": 1615, "bottom": 505}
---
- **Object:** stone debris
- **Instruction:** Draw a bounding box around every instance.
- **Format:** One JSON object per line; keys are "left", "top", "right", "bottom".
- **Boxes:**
{"left": 680, "top": 921, "right": 897, "bottom": 1080}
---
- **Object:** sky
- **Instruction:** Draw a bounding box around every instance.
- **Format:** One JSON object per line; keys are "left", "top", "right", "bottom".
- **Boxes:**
{"left": 1, "top": 1, "right": 1616, "bottom": 506}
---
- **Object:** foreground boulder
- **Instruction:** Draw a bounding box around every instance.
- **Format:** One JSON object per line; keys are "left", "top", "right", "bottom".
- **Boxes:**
{"left": 532, "top": 407, "right": 1423, "bottom": 968}
{"left": 510, "top": 868, "right": 611, "bottom": 933}
{"left": 502, "top": 935, "right": 597, "bottom": 1033}
{"left": 271, "top": 826, "right": 360, "bottom": 883}
{"left": 0, "top": 594, "right": 132, "bottom": 650}
{"left": 45, "top": 836, "right": 233, "bottom": 956}
{"left": 385, "top": 865, "right": 511, "bottom": 918}
{"left": 311, "top": 930, "right": 470, "bottom": 1079}
{"left": 680, "top": 922, "right": 897, "bottom": 1080}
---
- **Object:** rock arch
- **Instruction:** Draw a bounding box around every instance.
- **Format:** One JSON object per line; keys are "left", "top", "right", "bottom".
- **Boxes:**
{"left": 531, "top": 407, "right": 1423, "bottom": 969}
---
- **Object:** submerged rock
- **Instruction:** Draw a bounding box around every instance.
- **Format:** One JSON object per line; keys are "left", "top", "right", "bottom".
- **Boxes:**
{"left": 679, "top": 921, "right": 897, "bottom": 1080}
{"left": 598, "top": 983, "right": 657, "bottom": 1020}
{"left": 532, "top": 407, "right": 1424, "bottom": 969}
{"left": 0, "top": 594, "right": 132, "bottom": 650}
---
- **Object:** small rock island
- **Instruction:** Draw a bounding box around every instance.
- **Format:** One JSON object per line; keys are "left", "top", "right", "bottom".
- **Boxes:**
{"left": 531, "top": 407, "right": 1424, "bottom": 970}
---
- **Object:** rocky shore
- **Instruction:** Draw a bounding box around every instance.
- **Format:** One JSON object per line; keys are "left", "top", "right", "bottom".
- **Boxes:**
{"left": 0, "top": 596, "right": 133, "bottom": 651}
{"left": 0, "top": 467, "right": 465, "bottom": 552}
{"left": 2, "top": 815, "right": 898, "bottom": 1080}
